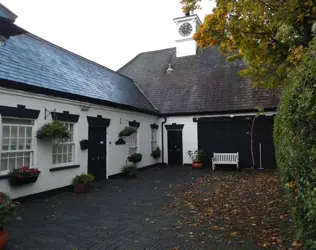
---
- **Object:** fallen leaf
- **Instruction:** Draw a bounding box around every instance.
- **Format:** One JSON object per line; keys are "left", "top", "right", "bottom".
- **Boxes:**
{"left": 292, "top": 240, "right": 302, "bottom": 247}
{"left": 211, "top": 226, "right": 221, "bottom": 231}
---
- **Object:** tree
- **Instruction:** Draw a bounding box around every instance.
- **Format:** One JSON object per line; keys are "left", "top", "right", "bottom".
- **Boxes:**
{"left": 181, "top": 0, "right": 316, "bottom": 88}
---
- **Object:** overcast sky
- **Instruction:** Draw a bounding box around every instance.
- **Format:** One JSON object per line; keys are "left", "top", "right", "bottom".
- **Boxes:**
{"left": 1, "top": 0, "right": 215, "bottom": 70}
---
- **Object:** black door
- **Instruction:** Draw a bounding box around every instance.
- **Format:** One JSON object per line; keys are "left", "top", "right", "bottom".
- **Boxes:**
{"left": 198, "top": 119, "right": 251, "bottom": 167}
{"left": 168, "top": 130, "right": 183, "bottom": 165}
{"left": 88, "top": 126, "right": 107, "bottom": 180}
{"left": 198, "top": 116, "right": 276, "bottom": 169}
{"left": 253, "top": 116, "right": 276, "bottom": 169}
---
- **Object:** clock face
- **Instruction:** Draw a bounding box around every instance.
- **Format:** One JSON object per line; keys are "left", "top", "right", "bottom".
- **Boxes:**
{"left": 179, "top": 22, "right": 193, "bottom": 37}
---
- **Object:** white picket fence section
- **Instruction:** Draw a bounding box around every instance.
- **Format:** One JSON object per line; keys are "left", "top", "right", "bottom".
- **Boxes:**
{"left": 212, "top": 152, "right": 239, "bottom": 171}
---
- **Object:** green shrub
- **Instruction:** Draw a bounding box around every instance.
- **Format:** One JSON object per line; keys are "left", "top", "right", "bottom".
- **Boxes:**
{"left": 274, "top": 37, "right": 316, "bottom": 248}
{"left": 72, "top": 173, "right": 94, "bottom": 185}
{"left": 187, "top": 149, "right": 205, "bottom": 163}
{"left": 0, "top": 192, "right": 19, "bottom": 230}
{"left": 121, "top": 164, "right": 138, "bottom": 178}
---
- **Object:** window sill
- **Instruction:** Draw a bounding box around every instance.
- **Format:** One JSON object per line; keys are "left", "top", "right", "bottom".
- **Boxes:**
{"left": 49, "top": 165, "right": 80, "bottom": 172}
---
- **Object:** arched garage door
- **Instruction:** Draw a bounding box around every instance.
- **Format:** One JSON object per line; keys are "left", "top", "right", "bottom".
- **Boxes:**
{"left": 197, "top": 116, "right": 276, "bottom": 169}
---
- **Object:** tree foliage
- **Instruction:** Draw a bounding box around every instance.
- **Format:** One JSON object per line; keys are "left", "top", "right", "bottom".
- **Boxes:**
{"left": 181, "top": 0, "right": 316, "bottom": 88}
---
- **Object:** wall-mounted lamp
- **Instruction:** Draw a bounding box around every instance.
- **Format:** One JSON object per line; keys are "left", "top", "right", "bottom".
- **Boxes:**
{"left": 166, "top": 63, "right": 174, "bottom": 74}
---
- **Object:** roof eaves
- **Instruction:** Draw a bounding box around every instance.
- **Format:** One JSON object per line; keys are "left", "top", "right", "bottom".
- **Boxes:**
{"left": 173, "top": 14, "right": 202, "bottom": 24}
{"left": 161, "top": 108, "right": 278, "bottom": 117}
{"left": 0, "top": 79, "right": 160, "bottom": 116}
{"left": 0, "top": 3, "right": 18, "bottom": 21}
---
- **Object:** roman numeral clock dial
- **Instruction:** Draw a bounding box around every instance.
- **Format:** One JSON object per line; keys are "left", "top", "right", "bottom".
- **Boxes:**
{"left": 179, "top": 22, "right": 193, "bottom": 37}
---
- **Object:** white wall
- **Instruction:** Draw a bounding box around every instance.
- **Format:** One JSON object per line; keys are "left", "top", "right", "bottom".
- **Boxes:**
{"left": 160, "top": 112, "right": 276, "bottom": 165}
{"left": 0, "top": 88, "right": 160, "bottom": 198}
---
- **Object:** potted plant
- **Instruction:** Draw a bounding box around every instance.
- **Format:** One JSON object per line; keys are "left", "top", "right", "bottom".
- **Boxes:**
{"left": 72, "top": 173, "right": 94, "bottom": 194}
{"left": 151, "top": 146, "right": 161, "bottom": 159}
{"left": 36, "top": 120, "right": 70, "bottom": 141}
{"left": 127, "top": 153, "right": 143, "bottom": 164}
{"left": 0, "top": 192, "right": 19, "bottom": 249}
{"left": 9, "top": 166, "right": 41, "bottom": 186}
{"left": 121, "top": 164, "right": 138, "bottom": 178}
{"left": 118, "top": 127, "right": 137, "bottom": 137}
{"left": 187, "top": 150, "right": 205, "bottom": 169}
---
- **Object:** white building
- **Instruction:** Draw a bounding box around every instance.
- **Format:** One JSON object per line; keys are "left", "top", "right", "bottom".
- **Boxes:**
{"left": 0, "top": 4, "right": 278, "bottom": 199}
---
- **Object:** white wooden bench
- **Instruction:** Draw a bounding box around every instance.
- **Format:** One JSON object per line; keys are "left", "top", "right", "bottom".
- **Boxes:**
{"left": 212, "top": 153, "right": 239, "bottom": 171}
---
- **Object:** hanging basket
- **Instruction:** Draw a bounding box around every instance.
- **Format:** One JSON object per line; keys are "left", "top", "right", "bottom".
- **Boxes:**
{"left": 36, "top": 120, "right": 70, "bottom": 141}
{"left": 127, "top": 153, "right": 143, "bottom": 163}
{"left": 151, "top": 147, "right": 161, "bottom": 159}
{"left": 119, "top": 127, "right": 137, "bottom": 137}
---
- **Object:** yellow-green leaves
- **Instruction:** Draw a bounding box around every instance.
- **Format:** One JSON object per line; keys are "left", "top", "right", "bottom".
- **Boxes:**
{"left": 181, "top": 0, "right": 316, "bottom": 89}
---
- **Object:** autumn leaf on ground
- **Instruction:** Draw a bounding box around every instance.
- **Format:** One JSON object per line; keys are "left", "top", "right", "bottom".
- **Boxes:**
{"left": 162, "top": 171, "right": 295, "bottom": 249}
{"left": 211, "top": 226, "right": 221, "bottom": 231}
{"left": 292, "top": 240, "right": 302, "bottom": 247}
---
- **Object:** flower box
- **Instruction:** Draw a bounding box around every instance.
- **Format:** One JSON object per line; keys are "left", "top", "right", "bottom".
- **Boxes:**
{"left": 9, "top": 175, "right": 39, "bottom": 186}
{"left": 9, "top": 166, "right": 41, "bottom": 186}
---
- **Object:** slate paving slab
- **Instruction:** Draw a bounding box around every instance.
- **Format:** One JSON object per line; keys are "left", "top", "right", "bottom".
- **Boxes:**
{"left": 6, "top": 165, "right": 256, "bottom": 250}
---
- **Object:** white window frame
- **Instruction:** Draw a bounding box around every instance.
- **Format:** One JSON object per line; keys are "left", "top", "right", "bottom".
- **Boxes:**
{"left": 128, "top": 127, "right": 138, "bottom": 155}
{"left": 151, "top": 129, "right": 158, "bottom": 152}
{"left": 0, "top": 117, "right": 34, "bottom": 175}
{"left": 52, "top": 122, "right": 76, "bottom": 166}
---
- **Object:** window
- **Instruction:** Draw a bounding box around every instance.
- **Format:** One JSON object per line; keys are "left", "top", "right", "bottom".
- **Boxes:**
{"left": 151, "top": 129, "right": 157, "bottom": 152}
{"left": 52, "top": 122, "right": 75, "bottom": 165}
{"left": 128, "top": 127, "right": 138, "bottom": 155}
{"left": 1, "top": 118, "right": 34, "bottom": 172}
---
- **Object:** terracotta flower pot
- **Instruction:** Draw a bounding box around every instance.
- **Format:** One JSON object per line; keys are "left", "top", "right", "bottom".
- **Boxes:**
{"left": 73, "top": 184, "right": 90, "bottom": 194}
{"left": 192, "top": 162, "right": 203, "bottom": 169}
{"left": 0, "top": 229, "right": 8, "bottom": 250}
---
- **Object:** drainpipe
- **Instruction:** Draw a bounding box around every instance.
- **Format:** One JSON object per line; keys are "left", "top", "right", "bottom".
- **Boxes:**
{"left": 161, "top": 116, "right": 167, "bottom": 164}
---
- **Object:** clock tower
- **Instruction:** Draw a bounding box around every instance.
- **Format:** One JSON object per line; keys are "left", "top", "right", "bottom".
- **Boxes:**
{"left": 173, "top": 13, "right": 202, "bottom": 57}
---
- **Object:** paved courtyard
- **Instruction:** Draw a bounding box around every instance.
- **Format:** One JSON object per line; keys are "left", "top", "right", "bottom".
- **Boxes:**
{"left": 7, "top": 165, "right": 221, "bottom": 250}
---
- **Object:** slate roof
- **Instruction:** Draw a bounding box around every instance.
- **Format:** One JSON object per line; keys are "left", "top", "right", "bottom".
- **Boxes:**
{"left": 0, "top": 28, "right": 158, "bottom": 114}
{"left": 118, "top": 47, "right": 279, "bottom": 115}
